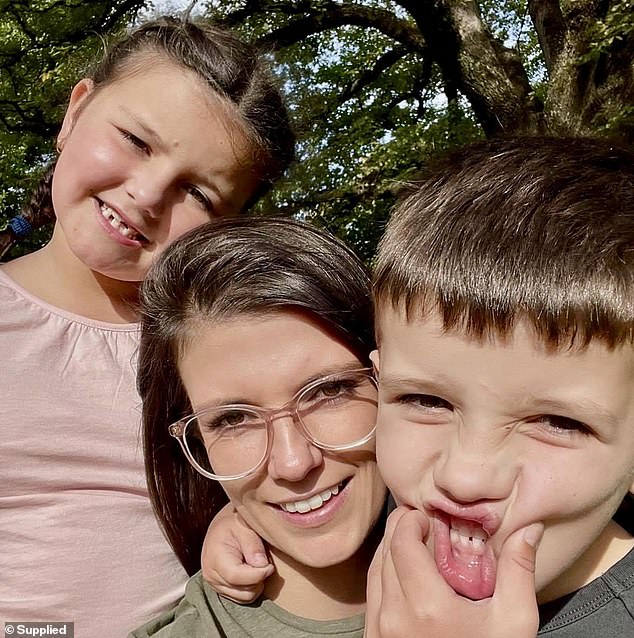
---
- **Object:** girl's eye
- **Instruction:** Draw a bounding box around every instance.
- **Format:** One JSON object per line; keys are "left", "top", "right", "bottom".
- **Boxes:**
{"left": 397, "top": 394, "right": 453, "bottom": 411}
{"left": 187, "top": 186, "right": 213, "bottom": 214}
{"left": 121, "top": 130, "right": 149, "bottom": 153}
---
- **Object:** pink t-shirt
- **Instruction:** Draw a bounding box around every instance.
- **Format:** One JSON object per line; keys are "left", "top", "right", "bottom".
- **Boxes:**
{"left": 0, "top": 268, "right": 187, "bottom": 635}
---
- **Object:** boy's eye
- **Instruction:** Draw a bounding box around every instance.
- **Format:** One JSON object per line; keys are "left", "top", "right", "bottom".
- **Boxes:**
{"left": 397, "top": 394, "right": 453, "bottom": 411}
{"left": 532, "top": 414, "right": 591, "bottom": 438}
{"left": 121, "top": 130, "right": 149, "bottom": 153}
{"left": 187, "top": 186, "right": 213, "bottom": 214}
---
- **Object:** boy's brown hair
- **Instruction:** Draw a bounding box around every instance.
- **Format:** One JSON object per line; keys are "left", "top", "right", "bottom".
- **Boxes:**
{"left": 374, "top": 136, "right": 634, "bottom": 349}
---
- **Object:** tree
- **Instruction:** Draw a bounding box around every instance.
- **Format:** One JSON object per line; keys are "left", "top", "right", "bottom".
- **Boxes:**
{"left": 205, "top": 0, "right": 632, "bottom": 260}
{"left": 1, "top": 0, "right": 632, "bottom": 260}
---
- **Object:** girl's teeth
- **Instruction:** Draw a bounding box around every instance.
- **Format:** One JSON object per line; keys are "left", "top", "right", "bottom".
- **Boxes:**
{"left": 100, "top": 204, "right": 140, "bottom": 240}
{"left": 280, "top": 483, "right": 341, "bottom": 514}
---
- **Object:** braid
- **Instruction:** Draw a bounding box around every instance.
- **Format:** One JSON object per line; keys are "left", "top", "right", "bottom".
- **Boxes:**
{"left": 1, "top": 162, "right": 56, "bottom": 259}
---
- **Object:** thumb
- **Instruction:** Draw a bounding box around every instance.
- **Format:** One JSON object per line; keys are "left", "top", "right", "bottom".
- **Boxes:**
{"left": 495, "top": 523, "right": 543, "bottom": 592}
{"left": 492, "top": 523, "right": 543, "bottom": 632}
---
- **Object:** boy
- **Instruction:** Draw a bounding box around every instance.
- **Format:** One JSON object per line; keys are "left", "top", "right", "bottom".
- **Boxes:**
{"left": 367, "top": 136, "right": 634, "bottom": 637}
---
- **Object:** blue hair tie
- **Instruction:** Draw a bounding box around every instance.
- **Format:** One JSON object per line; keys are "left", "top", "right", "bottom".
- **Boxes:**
{"left": 8, "top": 215, "right": 32, "bottom": 238}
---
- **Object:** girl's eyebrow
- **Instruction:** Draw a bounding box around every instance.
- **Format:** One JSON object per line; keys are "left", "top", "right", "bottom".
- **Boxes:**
{"left": 120, "top": 108, "right": 165, "bottom": 146}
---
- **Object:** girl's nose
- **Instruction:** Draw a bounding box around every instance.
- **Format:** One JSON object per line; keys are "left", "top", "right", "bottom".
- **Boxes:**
{"left": 433, "top": 433, "right": 516, "bottom": 504}
{"left": 267, "top": 416, "right": 323, "bottom": 482}
{"left": 126, "top": 165, "right": 172, "bottom": 217}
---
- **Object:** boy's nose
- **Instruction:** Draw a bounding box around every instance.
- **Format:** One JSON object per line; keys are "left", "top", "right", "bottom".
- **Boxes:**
{"left": 433, "top": 434, "right": 516, "bottom": 503}
{"left": 267, "top": 416, "right": 323, "bottom": 482}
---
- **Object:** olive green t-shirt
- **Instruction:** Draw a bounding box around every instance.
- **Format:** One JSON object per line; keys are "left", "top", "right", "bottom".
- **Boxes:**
{"left": 129, "top": 572, "right": 365, "bottom": 638}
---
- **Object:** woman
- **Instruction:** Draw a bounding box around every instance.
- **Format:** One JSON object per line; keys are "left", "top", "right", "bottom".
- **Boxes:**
{"left": 132, "top": 217, "right": 387, "bottom": 636}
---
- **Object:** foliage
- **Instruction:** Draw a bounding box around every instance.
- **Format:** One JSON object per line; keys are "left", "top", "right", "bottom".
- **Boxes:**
{"left": 1, "top": 0, "right": 632, "bottom": 261}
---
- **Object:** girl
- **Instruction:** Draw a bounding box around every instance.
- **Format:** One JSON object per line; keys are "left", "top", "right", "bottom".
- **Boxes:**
{"left": 0, "top": 16, "right": 294, "bottom": 637}
{"left": 132, "top": 217, "right": 387, "bottom": 636}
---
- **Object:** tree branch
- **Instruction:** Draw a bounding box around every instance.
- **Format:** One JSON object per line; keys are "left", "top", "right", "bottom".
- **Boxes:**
{"left": 527, "top": 0, "right": 566, "bottom": 74}
{"left": 397, "top": 0, "right": 543, "bottom": 135}
{"left": 216, "top": 1, "right": 425, "bottom": 53}
{"left": 339, "top": 46, "right": 410, "bottom": 103}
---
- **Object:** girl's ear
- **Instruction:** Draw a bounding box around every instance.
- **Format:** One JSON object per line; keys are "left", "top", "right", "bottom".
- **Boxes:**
{"left": 57, "top": 79, "right": 95, "bottom": 150}
{"left": 369, "top": 349, "right": 380, "bottom": 376}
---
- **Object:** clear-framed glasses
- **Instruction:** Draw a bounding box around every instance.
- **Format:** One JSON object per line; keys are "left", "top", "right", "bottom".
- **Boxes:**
{"left": 169, "top": 367, "right": 378, "bottom": 481}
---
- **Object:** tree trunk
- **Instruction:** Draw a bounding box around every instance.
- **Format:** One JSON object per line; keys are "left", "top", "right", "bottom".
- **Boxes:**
{"left": 543, "top": 0, "right": 634, "bottom": 145}
{"left": 398, "top": 0, "right": 545, "bottom": 136}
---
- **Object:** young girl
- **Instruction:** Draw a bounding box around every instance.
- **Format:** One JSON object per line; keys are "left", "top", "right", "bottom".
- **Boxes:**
{"left": 0, "top": 16, "right": 294, "bottom": 637}
{"left": 131, "top": 217, "right": 387, "bottom": 636}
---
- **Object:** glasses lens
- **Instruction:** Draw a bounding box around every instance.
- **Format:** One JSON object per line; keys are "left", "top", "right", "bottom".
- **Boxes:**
{"left": 183, "top": 407, "right": 267, "bottom": 479}
{"left": 297, "top": 371, "right": 377, "bottom": 448}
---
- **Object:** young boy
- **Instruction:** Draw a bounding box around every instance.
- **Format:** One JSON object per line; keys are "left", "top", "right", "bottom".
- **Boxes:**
{"left": 367, "top": 136, "right": 634, "bottom": 637}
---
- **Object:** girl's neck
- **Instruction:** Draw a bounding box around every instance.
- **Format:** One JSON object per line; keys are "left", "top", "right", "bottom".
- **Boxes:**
{"left": 2, "top": 241, "right": 140, "bottom": 324}
{"left": 263, "top": 522, "right": 382, "bottom": 621}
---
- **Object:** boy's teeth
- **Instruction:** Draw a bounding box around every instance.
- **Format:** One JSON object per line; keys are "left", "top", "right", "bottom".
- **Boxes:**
{"left": 450, "top": 521, "right": 488, "bottom": 553}
{"left": 100, "top": 203, "right": 140, "bottom": 240}
{"left": 280, "top": 483, "right": 341, "bottom": 513}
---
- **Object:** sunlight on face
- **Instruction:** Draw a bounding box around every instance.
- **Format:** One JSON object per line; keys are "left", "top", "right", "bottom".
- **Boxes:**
{"left": 374, "top": 307, "right": 634, "bottom": 602}
{"left": 178, "top": 311, "right": 386, "bottom": 571}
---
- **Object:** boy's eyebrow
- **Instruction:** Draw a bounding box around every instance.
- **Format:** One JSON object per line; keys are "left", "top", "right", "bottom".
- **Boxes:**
{"left": 378, "top": 374, "right": 446, "bottom": 392}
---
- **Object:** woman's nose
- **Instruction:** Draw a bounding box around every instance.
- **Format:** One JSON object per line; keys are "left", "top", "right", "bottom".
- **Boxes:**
{"left": 267, "top": 416, "right": 323, "bottom": 482}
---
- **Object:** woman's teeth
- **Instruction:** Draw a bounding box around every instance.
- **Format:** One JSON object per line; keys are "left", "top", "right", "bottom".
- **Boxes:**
{"left": 280, "top": 483, "right": 341, "bottom": 514}
{"left": 100, "top": 203, "right": 141, "bottom": 240}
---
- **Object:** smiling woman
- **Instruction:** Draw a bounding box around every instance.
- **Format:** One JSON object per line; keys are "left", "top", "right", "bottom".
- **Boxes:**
{"left": 132, "top": 217, "right": 387, "bottom": 636}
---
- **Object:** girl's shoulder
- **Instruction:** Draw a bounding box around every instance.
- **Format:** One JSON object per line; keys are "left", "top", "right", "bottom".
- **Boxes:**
{"left": 0, "top": 265, "right": 138, "bottom": 335}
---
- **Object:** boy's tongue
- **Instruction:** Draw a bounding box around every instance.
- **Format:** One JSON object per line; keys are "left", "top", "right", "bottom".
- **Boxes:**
{"left": 433, "top": 513, "right": 497, "bottom": 600}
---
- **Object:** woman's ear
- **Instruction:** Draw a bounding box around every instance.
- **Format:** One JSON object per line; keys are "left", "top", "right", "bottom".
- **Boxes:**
{"left": 57, "top": 78, "right": 95, "bottom": 151}
{"left": 370, "top": 349, "right": 380, "bottom": 376}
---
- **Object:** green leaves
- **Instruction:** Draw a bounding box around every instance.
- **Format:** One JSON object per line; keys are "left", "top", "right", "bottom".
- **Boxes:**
{"left": 1, "top": 1, "right": 631, "bottom": 261}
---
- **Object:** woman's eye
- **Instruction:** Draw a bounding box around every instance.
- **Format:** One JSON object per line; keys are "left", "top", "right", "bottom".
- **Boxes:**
{"left": 187, "top": 186, "right": 213, "bottom": 213}
{"left": 121, "top": 130, "right": 149, "bottom": 153}
{"left": 201, "top": 410, "right": 251, "bottom": 431}
{"left": 397, "top": 394, "right": 453, "bottom": 411}
{"left": 317, "top": 382, "right": 346, "bottom": 398}
{"left": 301, "top": 382, "right": 344, "bottom": 405}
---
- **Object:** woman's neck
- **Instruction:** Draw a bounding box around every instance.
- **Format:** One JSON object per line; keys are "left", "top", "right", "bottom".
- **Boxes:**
{"left": 2, "top": 240, "right": 140, "bottom": 323}
{"left": 263, "top": 522, "right": 382, "bottom": 621}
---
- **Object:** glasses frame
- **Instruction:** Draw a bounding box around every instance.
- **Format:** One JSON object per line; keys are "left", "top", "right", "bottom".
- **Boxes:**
{"left": 169, "top": 367, "right": 377, "bottom": 482}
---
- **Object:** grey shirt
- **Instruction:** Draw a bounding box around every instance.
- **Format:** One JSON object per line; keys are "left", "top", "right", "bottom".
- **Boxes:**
{"left": 538, "top": 547, "right": 634, "bottom": 636}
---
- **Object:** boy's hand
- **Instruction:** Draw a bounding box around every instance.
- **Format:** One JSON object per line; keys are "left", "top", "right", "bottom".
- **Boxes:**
{"left": 201, "top": 503, "right": 274, "bottom": 603}
{"left": 365, "top": 506, "right": 542, "bottom": 638}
